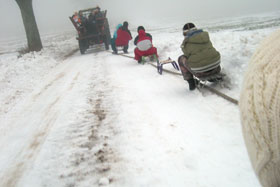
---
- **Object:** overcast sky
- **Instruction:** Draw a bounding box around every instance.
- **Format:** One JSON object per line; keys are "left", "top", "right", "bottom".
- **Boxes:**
{"left": 0, "top": 0, "right": 280, "bottom": 40}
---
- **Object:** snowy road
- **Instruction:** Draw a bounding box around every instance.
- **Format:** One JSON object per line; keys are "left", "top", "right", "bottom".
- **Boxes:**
{"left": 0, "top": 51, "right": 118, "bottom": 186}
{"left": 0, "top": 47, "right": 261, "bottom": 187}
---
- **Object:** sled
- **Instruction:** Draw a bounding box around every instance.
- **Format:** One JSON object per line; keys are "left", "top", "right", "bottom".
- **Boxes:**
{"left": 195, "top": 72, "right": 226, "bottom": 83}
{"left": 114, "top": 46, "right": 128, "bottom": 53}
{"left": 157, "top": 57, "right": 180, "bottom": 75}
{"left": 116, "top": 46, "right": 125, "bottom": 51}
{"left": 194, "top": 71, "right": 233, "bottom": 92}
{"left": 139, "top": 54, "right": 158, "bottom": 65}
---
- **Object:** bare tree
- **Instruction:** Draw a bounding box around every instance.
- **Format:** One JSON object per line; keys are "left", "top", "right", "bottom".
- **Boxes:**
{"left": 15, "top": 0, "right": 42, "bottom": 52}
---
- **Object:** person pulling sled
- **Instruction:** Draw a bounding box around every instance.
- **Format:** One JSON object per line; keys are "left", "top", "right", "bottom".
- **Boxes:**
{"left": 178, "top": 23, "right": 222, "bottom": 91}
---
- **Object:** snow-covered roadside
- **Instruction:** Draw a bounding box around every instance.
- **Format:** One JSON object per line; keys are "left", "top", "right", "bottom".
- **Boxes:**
{"left": 0, "top": 31, "right": 78, "bottom": 116}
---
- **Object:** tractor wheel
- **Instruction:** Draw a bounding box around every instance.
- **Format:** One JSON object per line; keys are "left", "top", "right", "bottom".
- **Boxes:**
{"left": 104, "top": 19, "right": 112, "bottom": 47}
{"left": 104, "top": 36, "right": 109, "bottom": 50}
{"left": 79, "top": 40, "right": 87, "bottom": 54}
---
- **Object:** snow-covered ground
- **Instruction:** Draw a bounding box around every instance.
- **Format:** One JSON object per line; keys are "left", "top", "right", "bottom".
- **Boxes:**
{"left": 0, "top": 12, "right": 279, "bottom": 187}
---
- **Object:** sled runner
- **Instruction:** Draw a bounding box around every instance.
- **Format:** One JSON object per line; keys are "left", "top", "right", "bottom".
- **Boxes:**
{"left": 194, "top": 71, "right": 232, "bottom": 92}
{"left": 113, "top": 46, "right": 128, "bottom": 54}
{"left": 195, "top": 72, "right": 226, "bottom": 83}
{"left": 157, "top": 57, "right": 180, "bottom": 75}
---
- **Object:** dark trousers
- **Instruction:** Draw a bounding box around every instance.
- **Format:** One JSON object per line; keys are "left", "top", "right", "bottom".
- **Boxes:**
{"left": 111, "top": 38, "right": 117, "bottom": 53}
{"left": 123, "top": 45, "right": 128, "bottom": 53}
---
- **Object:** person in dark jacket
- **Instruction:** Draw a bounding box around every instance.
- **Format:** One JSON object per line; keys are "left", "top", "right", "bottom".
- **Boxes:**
{"left": 87, "top": 9, "right": 99, "bottom": 34}
{"left": 178, "top": 23, "right": 221, "bottom": 91}
{"left": 134, "top": 26, "right": 157, "bottom": 63}
{"left": 88, "top": 6, "right": 103, "bottom": 23}
{"left": 122, "top": 21, "right": 132, "bottom": 39}
{"left": 78, "top": 12, "right": 87, "bottom": 26}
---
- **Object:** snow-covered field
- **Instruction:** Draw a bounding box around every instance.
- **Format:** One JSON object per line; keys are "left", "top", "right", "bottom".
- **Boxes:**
{"left": 0, "top": 12, "right": 279, "bottom": 187}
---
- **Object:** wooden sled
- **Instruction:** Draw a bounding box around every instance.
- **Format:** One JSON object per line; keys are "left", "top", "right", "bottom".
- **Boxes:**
{"left": 157, "top": 57, "right": 180, "bottom": 74}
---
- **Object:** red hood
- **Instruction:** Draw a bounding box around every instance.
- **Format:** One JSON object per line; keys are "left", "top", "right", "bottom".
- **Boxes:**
{"left": 138, "top": 29, "right": 146, "bottom": 37}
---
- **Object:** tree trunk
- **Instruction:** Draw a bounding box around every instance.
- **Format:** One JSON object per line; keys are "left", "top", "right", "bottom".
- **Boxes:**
{"left": 15, "top": 0, "right": 43, "bottom": 52}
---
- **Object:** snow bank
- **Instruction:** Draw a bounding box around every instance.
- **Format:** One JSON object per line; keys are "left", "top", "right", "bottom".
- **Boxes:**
{"left": 0, "top": 31, "right": 77, "bottom": 115}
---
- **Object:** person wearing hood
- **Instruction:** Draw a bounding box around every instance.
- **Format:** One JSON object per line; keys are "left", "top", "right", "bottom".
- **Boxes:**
{"left": 111, "top": 24, "right": 122, "bottom": 54}
{"left": 134, "top": 26, "right": 157, "bottom": 63}
{"left": 134, "top": 26, "right": 152, "bottom": 45}
{"left": 178, "top": 23, "right": 221, "bottom": 91}
{"left": 115, "top": 21, "right": 132, "bottom": 54}
{"left": 121, "top": 21, "right": 132, "bottom": 38}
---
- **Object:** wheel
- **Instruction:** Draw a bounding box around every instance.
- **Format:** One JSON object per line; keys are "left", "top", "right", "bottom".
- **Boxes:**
{"left": 105, "top": 42, "right": 109, "bottom": 50}
{"left": 104, "top": 36, "right": 109, "bottom": 50}
{"left": 104, "top": 19, "right": 112, "bottom": 46}
{"left": 78, "top": 40, "right": 87, "bottom": 54}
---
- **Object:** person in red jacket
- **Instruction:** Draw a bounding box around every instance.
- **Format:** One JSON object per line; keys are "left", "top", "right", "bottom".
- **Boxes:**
{"left": 112, "top": 21, "right": 132, "bottom": 54}
{"left": 134, "top": 26, "right": 158, "bottom": 63}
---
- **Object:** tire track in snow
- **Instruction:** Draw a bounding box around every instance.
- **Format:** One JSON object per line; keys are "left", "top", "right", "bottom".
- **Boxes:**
{"left": 32, "top": 72, "right": 65, "bottom": 101}
{"left": 2, "top": 114, "right": 59, "bottom": 187}
{"left": 57, "top": 54, "right": 120, "bottom": 187}
{"left": 0, "top": 48, "right": 78, "bottom": 117}
{"left": 0, "top": 52, "right": 119, "bottom": 187}
{"left": 0, "top": 64, "right": 81, "bottom": 187}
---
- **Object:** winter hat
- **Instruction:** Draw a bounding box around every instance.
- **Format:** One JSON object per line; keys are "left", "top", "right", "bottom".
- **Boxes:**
{"left": 123, "top": 21, "right": 128, "bottom": 29}
{"left": 239, "top": 29, "right": 280, "bottom": 187}
{"left": 183, "top": 23, "right": 196, "bottom": 35}
{"left": 183, "top": 23, "right": 195, "bottom": 30}
{"left": 137, "top": 26, "right": 145, "bottom": 32}
{"left": 123, "top": 21, "right": 128, "bottom": 27}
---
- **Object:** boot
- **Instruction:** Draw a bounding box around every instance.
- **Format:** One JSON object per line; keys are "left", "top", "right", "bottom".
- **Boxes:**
{"left": 187, "top": 79, "right": 196, "bottom": 91}
{"left": 123, "top": 46, "right": 128, "bottom": 54}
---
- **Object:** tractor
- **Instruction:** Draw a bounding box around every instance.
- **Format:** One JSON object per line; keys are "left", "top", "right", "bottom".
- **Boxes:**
{"left": 69, "top": 7, "right": 111, "bottom": 54}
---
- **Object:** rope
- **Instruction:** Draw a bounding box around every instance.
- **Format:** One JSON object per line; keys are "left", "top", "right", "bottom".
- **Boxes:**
{"left": 197, "top": 83, "right": 239, "bottom": 105}
{"left": 106, "top": 51, "right": 239, "bottom": 105}
{"left": 118, "top": 53, "right": 134, "bottom": 59}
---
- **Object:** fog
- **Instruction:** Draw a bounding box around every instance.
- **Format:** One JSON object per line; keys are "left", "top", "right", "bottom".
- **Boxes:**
{"left": 0, "top": 0, "right": 280, "bottom": 40}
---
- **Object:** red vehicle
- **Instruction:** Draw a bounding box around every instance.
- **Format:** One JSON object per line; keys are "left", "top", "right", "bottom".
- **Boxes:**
{"left": 69, "top": 7, "right": 111, "bottom": 54}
